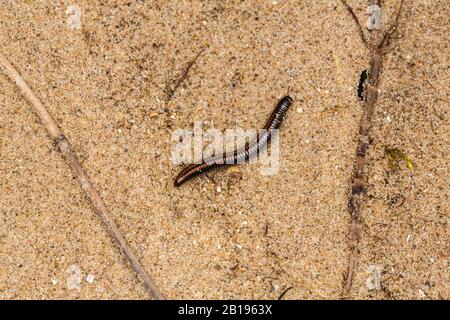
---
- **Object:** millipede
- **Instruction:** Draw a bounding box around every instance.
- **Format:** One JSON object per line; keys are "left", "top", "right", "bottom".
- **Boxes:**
{"left": 174, "top": 95, "right": 293, "bottom": 187}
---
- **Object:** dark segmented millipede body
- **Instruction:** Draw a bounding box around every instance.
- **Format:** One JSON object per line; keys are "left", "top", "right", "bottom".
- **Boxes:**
{"left": 174, "top": 95, "right": 293, "bottom": 187}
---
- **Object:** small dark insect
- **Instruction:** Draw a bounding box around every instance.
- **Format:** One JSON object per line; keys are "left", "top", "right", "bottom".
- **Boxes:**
{"left": 357, "top": 69, "right": 368, "bottom": 101}
{"left": 174, "top": 95, "right": 293, "bottom": 187}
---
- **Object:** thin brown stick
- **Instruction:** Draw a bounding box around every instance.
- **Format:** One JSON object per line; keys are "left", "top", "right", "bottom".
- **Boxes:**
{"left": 0, "top": 51, "right": 164, "bottom": 300}
{"left": 341, "top": 0, "right": 405, "bottom": 299}
{"left": 379, "top": 0, "right": 405, "bottom": 48}
{"left": 341, "top": 0, "right": 368, "bottom": 47}
{"left": 166, "top": 47, "right": 206, "bottom": 102}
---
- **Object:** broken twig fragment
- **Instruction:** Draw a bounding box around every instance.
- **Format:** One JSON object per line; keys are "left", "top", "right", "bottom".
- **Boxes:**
{"left": 277, "top": 286, "right": 293, "bottom": 300}
{"left": 385, "top": 146, "right": 414, "bottom": 170}
{"left": 358, "top": 69, "right": 368, "bottom": 101}
{"left": 166, "top": 47, "right": 206, "bottom": 102}
{"left": 0, "top": 51, "right": 164, "bottom": 300}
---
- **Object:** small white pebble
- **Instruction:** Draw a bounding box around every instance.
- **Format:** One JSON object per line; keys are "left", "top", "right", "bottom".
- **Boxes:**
{"left": 86, "top": 274, "right": 95, "bottom": 283}
{"left": 430, "top": 258, "right": 435, "bottom": 263}
{"left": 118, "top": 128, "right": 122, "bottom": 133}
{"left": 51, "top": 278, "right": 59, "bottom": 285}
{"left": 305, "top": 139, "right": 310, "bottom": 144}
{"left": 216, "top": 186, "right": 221, "bottom": 193}
{"left": 296, "top": 107, "right": 303, "bottom": 113}
{"left": 242, "top": 221, "right": 248, "bottom": 225}
{"left": 217, "top": 244, "right": 221, "bottom": 249}
{"left": 406, "top": 234, "right": 411, "bottom": 242}
{"left": 418, "top": 289, "right": 426, "bottom": 298}
{"left": 386, "top": 115, "right": 391, "bottom": 122}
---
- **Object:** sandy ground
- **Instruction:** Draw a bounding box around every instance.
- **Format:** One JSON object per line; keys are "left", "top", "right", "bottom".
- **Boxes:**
{"left": 0, "top": 1, "right": 448, "bottom": 299}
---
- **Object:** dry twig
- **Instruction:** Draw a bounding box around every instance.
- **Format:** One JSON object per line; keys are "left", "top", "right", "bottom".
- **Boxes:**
{"left": 277, "top": 286, "right": 293, "bottom": 300}
{"left": 166, "top": 47, "right": 206, "bottom": 102}
{"left": 0, "top": 51, "right": 164, "bottom": 300}
{"left": 341, "top": 0, "right": 368, "bottom": 47}
{"left": 341, "top": 0, "right": 406, "bottom": 298}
